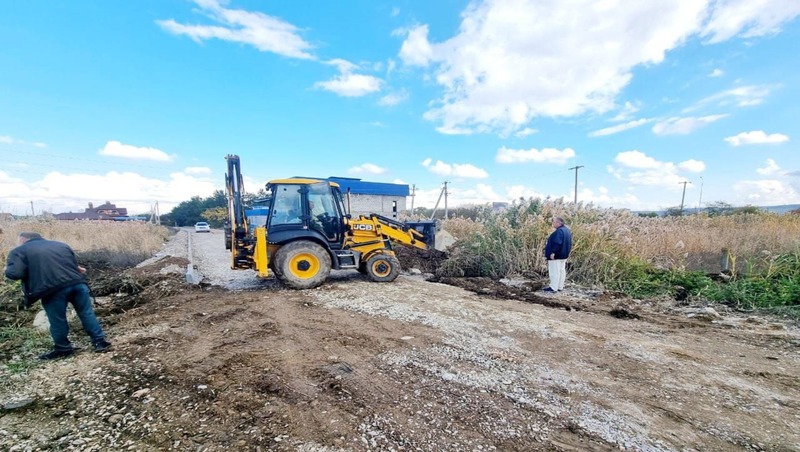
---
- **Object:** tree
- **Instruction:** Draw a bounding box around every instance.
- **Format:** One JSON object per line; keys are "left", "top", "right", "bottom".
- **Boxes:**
{"left": 202, "top": 207, "right": 228, "bottom": 227}
{"left": 705, "top": 201, "right": 735, "bottom": 217}
{"left": 164, "top": 189, "right": 260, "bottom": 226}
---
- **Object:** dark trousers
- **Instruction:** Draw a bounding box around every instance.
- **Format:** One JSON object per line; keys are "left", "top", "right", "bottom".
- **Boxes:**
{"left": 41, "top": 283, "right": 106, "bottom": 351}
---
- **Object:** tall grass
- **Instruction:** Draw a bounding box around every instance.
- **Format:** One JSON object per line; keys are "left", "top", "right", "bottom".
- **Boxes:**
{"left": 438, "top": 199, "right": 800, "bottom": 309}
{"left": 1, "top": 218, "right": 171, "bottom": 270}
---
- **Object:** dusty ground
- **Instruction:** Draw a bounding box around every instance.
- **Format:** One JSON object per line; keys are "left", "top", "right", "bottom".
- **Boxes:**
{"left": 1, "top": 229, "right": 799, "bottom": 451}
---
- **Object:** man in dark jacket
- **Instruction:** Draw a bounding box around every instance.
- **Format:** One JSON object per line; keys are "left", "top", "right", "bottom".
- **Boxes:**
{"left": 542, "top": 217, "right": 572, "bottom": 293}
{"left": 4, "top": 232, "right": 111, "bottom": 360}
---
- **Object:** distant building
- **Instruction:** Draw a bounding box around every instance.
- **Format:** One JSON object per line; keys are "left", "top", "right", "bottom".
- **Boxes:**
{"left": 325, "top": 177, "right": 408, "bottom": 219}
{"left": 55, "top": 201, "right": 130, "bottom": 221}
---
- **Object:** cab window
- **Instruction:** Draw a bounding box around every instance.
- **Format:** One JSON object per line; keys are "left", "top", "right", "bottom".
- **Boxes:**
{"left": 269, "top": 185, "right": 303, "bottom": 226}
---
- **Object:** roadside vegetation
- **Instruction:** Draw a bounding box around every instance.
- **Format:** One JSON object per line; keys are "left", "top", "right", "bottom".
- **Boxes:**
{"left": 431, "top": 198, "right": 800, "bottom": 313}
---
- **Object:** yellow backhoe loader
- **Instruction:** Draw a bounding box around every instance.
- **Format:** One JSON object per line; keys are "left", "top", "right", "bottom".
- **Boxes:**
{"left": 225, "top": 154, "right": 442, "bottom": 289}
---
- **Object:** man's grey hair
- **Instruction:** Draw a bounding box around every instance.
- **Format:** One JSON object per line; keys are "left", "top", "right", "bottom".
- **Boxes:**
{"left": 553, "top": 217, "right": 565, "bottom": 226}
{"left": 19, "top": 232, "right": 43, "bottom": 240}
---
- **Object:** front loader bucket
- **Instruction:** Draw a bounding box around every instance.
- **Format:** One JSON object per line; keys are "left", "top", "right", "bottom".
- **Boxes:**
{"left": 405, "top": 220, "right": 452, "bottom": 252}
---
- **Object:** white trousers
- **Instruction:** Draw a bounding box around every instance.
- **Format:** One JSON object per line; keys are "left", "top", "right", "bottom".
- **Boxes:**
{"left": 547, "top": 259, "right": 567, "bottom": 291}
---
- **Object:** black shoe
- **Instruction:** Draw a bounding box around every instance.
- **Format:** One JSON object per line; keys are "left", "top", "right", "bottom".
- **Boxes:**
{"left": 38, "top": 349, "right": 75, "bottom": 361}
{"left": 540, "top": 287, "right": 557, "bottom": 293}
{"left": 93, "top": 340, "right": 112, "bottom": 353}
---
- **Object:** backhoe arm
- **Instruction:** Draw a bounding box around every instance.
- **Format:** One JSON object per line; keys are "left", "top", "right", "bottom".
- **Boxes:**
{"left": 347, "top": 214, "right": 433, "bottom": 251}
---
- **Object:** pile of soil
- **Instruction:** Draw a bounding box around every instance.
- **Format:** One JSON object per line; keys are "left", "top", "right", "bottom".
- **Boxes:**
{"left": 393, "top": 246, "right": 448, "bottom": 274}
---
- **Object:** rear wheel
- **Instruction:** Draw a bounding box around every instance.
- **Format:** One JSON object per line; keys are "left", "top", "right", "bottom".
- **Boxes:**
{"left": 365, "top": 253, "right": 401, "bottom": 283}
{"left": 275, "top": 241, "right": 331, "bottom": 289}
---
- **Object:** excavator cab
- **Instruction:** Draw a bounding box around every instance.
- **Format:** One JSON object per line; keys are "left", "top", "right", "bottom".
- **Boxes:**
{"left": 265, "top": 180, "right": 347, "bottom": 245}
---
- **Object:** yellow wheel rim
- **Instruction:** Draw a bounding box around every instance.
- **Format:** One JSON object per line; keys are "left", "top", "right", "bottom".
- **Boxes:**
{"left": 370, "top": 259, "right": 392, "bottom": 277}
{"left": 288, "top": 252, "right": 321, "bottom": 279}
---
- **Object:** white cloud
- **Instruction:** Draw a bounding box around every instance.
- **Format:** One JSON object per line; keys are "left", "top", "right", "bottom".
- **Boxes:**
{"left": 391, "top": 7, "right": 400, "bottom": 17}
{"left": 652, "top": 114, "right": 728, "bottom": 135}
{"left": 314, "top": 59, "right": 382, "bottom": 97}
{"left": 409, "top": 183, "right": 502, "bottom": 208}
{"left": 156, "top": 0, "right": 314, "bottom": 59}
{"left": 733, "top": 179, "right": 799, "bottom": 205}
{"left": 99, "top": 141, "right": 175, "bottom": 162}
{"left": 709, "top": 68, "right": 724, "bottom": 77}
{"left": 724, "top": 130, "right": 790, "bottom": 146}
{"left": 348, "top": 163, "right": 387, "bottom": 175}
{"left": 0, "top": 169, "right": 217, "bottom": 215}
{"left": 679, "top": 159, "right": 706, "bottom": 173}
{"left": 398, "top": 25, "right": 434, "bottom": 67}
{"left": 506, "top": 185, "right": 548, "bottom": 200}
{"left": 756, "top": 158, "right": 780, "bottom": 176}
{"left": 610, "top": 101, "right": 640, "bottom": 122}
{"left": 378, "top": 90, "right": 409, "bottom": 106}
{"left": 701, "top": 0, "right": 800, "bottom": 43}
{"left": 0, "top": 135, "right": 47, "bottom": 147}
{"left": 589, "top": 118, "right": 652, "bottom": 137}
{"left": 398, "top": 0, "right": 797, "bottom": 135}
{"left": 614, "top": 151, "right": 661, "bottom": 169}
{"left": 185, "top": 166, "right": 212, "bottom": 175}
{"left": 612, "top": 150, "right": 704, "bottom": 189}
{"left": 495, "top": 147, "right": 575, "bottom": 165}
{"left": 576, "top": 187, "right": 639, "bottom": 207}
{"left": 422, "top": 158, "right": 488, "bottom": 179}
{"left": 514, "top": 127, "right": 538, "bottom": 138}
{"left": 687, "top": 84, "right": 773, "bottom": 111}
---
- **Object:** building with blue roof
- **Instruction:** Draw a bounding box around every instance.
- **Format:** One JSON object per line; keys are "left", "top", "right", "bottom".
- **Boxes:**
{"left": 295, "top": 177, "right": 409, "bottom": 218}
{"left": 327, "top": 177, "right": 408, "bottom": 218}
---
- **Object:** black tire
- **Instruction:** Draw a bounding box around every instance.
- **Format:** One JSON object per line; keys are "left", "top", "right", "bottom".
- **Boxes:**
{"left": 269, "top": 258, "right": 283, "bottom": 279}
{"left": 275, "top": 241, "right": 331, "bottom": 289}
{"left": 365, "top": 253, "right": 401, "bottom": 283}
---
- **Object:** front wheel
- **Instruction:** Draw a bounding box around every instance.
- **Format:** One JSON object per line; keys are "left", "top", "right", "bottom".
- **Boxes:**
{"left": 275, "top": 241, "right": 332, "bottom": 289}
{"left": 365, "top": 253, "right": 401, "bottom": 283}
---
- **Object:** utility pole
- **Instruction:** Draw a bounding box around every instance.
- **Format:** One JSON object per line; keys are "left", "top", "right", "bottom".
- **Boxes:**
{"left": 568, "top": 166, "right": 584, "bottom": 203}
{"left": 679, "top": 181, "right": 690, "bottom": 215}
{"left": 410, "top": 184, "right": 416, "bottom": 214}
{"left": 30, "top": 201, "right": 34, "bottom": 217}
{"left": 443, "top": 181, "right": 449, "bottom": 219}
{"left": 697, "top": 176, "right": 704, "bottom": 211}
{"left": 430, "top": 181, "right": 449, "bottom": 220}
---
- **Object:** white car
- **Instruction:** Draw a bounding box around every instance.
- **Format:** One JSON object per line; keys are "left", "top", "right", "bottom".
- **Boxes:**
{"left": 194, "top": 222, "right": 211, "bottom": 233}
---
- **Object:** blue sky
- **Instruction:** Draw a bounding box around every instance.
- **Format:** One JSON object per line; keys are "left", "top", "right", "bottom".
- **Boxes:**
{"left": 1, "top": 0, "right": 799, "bottom": 216}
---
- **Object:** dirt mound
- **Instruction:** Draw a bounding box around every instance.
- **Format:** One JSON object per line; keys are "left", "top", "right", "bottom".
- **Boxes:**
{"left": 88, "top": 256, "right": 196, "bottom": 315}
{"left": 394, "top": 246, "right": 447, "bottom": 274}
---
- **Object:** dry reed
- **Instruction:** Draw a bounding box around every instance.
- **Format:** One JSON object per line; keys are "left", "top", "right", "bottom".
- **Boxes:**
{"left": 0, "top": 219, "right": 170, "bottom": 268}
{"left": 441, "top": 199, "right": 800, "bottom": 284}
